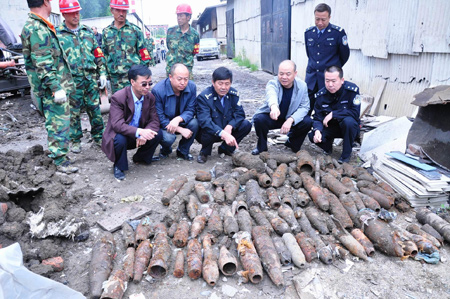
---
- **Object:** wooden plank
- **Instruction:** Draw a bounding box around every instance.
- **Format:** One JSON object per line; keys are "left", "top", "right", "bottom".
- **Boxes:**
{"left": 369, "top": 79, "right": 387, "bottom": 115}
{"left": 97, "top": 203, "right": 152, "bottom": 232}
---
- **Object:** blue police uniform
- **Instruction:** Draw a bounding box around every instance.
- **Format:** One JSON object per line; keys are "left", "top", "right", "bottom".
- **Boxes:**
{"left": 196, "top": 86, "right": 251, "bottom": 156}
{"left": 305, "top": 23, "right": 350, "bottom": 114}
{"left": 308, "top": 81, "right": 360, "bottom": 162}
{"left": 152, "top": 78, "right": 198, "bottom": 158}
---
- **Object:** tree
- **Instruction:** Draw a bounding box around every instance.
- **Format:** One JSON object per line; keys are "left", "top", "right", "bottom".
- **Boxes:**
{"left": 79, "top": 0, "right": 111, "bottom": 19}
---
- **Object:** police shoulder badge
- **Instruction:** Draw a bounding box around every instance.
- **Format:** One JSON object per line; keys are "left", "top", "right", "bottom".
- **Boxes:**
{"left": 342, "top": 35, "right": 348, "bottom": 46}
{"left": 353, "top": 95, "right": 361, "bottom": 106}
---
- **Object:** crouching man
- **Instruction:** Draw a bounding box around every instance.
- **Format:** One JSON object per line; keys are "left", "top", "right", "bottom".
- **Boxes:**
{"left": 102, "top": 65, "right": 162, "bottom": 180}
{"left": 196, "top": 67, "right": 251, "bottom": 163}
{"left": 309, "top": 66, "right": 360, "bottom": 163}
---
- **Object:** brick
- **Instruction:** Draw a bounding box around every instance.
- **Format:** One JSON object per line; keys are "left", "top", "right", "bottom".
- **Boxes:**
{"left": 42, "top": 256, "right": 64, "bottom": 272}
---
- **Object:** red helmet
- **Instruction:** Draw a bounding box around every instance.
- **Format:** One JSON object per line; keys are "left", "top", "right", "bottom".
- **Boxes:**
{"left": 176, "top": 4, "right": 192, "bottom": 15}
{"left": 59, "top": 0, "right": 82, "bottom": 13}
{"left": 146, "top": 31, "right": 150, "bottom": 36}
{"left": 110, "top": 0, "right": 129, "bottom": 10}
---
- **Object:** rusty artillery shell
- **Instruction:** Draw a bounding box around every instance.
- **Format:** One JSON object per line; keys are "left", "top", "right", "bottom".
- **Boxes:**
{"left": 213, "top": 186, "right": 225, "bottom": 204}
{"left": 194, "top": 183, "right": 211, "bottom": 203}
{"left": 164, "top": 195, "right": 185, "bottom": 226}
{"left": 249, "top": 206, "right": 274, "bottom": 233}
{"left": 416, "top": 208, "right": 450, "bottom": 243}
{"left": 238, "top": 169, "right": 259, "bottom": 185}
{"left": 377, "top": 181, "right": 395, "bottom": 194}
{"left": 135, "top": 216, "right": 152, "bottom": 245}
{"left": 272, "top": 234, "right": 292, "bottom": 265}
{"left": 195, "top": 170, "right": 212, "bottom": 182}
{"left": 122, "top": 221, "right": 135, "bottom": 248}
{"left": 293, "top": 206, "right": 303, "bottom": 219}
{"left": 340, "top": 177, "right": 357, "bottom": 192}
{"left": 322, "top": 174, "right": 351, "bottom": 197}
{"left": 232, "top": 151, "right": 266, "bottom": 172}
{"left": 177, "top": 180, "right": 195, "bottom": 203}
{"left": 406, "top": 223, "right": 441, "bottom": 248}
{"left": 224, "top": 178, "right": 240, "bottom": 204}
{"left": 252, "top": 226, "right": 284, "bottom": 287}
{"left": 341, "top": 162, "right": 357, "bottom": 177}
{"left": 257, "top": 173, "right": 272, "bottom": 188}
{"left": 295, "top": 232, "right": 317, "bottom": 263}
{"left": 324, "top": 189, "right": 353, "bottom": 229}
{"left": 207, "top": 208, "right": 223, "bottom": 237}
{"left": 187, "top": 239, "right": 202, "bottom": 280}
{"left": 288, "top": 167, "right": 302, "bottom": 189}
{"left": 246, "top": 179, "right": 265, "bottom": 208}
{"left": 305, "top": 206, "right": 331, "bottom": 235}
{"left": 300, "top": 172, "right": 329, "bottom": 211}
{"left": 270, "top": 216, "right": 292, "bottom": 236}
{"left": 339, "top": 193, "right": 361, "bottom": 228}
{"left": 168, "top": 222, "right": 178, "bottom": 238}
{"left": 356, "top": 179, "right": 376, "bottom": 190}
{"left": 282, "top": 233, "right": 306, "bottom": 268}
{"left": 296, "top": 188, "right": 311, "bottom": 207}
{"left": 315, "top": 159, "right": 321, "bottom": 184}
{"left": 335, "top": 232, "right": 368, "bottom": 261}
{"left": 326, "top": 168, "right": 342, "bottom": 180}
{"left": 190, "top": 215, "right": 207, "bottom": 239}
{"left": 235, "top": 231, "right": 264, "bottom": 284}
{"left": 123, "top": 247, "right": 135, "bottom": 281}
{"left": 272, "top": 163, "right": 288, "bottom": 188}
{"left": 357, "top": 172, "right": 377, "bottom": 183}
{"left": 278, "top": 204, "right": 301, "bottom": 233}
{"left": 133, "top": 239, "right": 152, "bottom": 283}
{"left": 351, "top": 228, "right": 375, "bottom": 257}
{"left": 219, "top": 245, "right": 238, "bottom": 276}
{"left": 162, "top": 175, "right": 188, "bottom": 205}
{"left": 237, "top": 208, "right": 253, "bottom": 233}
{"left": 420, "top": 224, "right": 444, "bottom": 244}
{"left": 90, "top": 232, "right": 115, "bottom": 299}
{"left": 212, "top": 174, "right": 232, "bottom": 187}
{"left": 222, "top": 206, "right": 239, "bottom": 237}
{"left": 323, "top": 155, "right": 334, "bottom": 169}
{"left": 148, "top": 224, "right": 171, "bottom": 278}
{"left": 360, "top": 187, "right": 393, "bottom": 210}
{"left": 403, "top": 231, "right": 438, "bottom": 254}
{"left": 298, "top": 213, "right": 333, "bottom": 264}
{"left": 236, "top": 199, "right": 249, "bottom": 211}
{"left": 100, "top": 269, "right": 127, "bottom": 299}
{"left": 357, "top": 192, "right": 381, "bottom": 212}
{"left": 357, "top": 210, "right": 404, "bottom": 257}
{"left": 266, "top": 158, "right": 278, "bottom": 170}
{"left": 348, "top": 191, "right": 366, "bottom": 211}
{"left": 173, "top": 250, "right": 185, "bottom": 278}
{"left": 402, "top": 240, "right": 418, "bottom": 257}
{"left": 202, "top": 234, "right": 220, "bottom": 286}
{"left": 266, "top": 165, "right": 274, "bottom": 178}
{"left": 296, "top": 150, "right": 314, "bottom": 174}
{"left": 187, "top": 194, "right": 199, "bottom": 220}
{"left": 259, "top": 152, "right": 297, "bottom": 164}
{"left": 173, "top": 220, "right": 190, "bottom": 248}
{"left": 267, "top": 187, "right": 281, "bottom": 209}
{"left": 282, "top": 193, "right": 296, "bottom": 209}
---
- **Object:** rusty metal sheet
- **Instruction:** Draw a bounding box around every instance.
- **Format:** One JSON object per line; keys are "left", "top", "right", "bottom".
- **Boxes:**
{"left": 411, "top": 85, "right": 450, "bottom": 107}
{"left": 97, "top": 203, "right": 152, "bottom": 232}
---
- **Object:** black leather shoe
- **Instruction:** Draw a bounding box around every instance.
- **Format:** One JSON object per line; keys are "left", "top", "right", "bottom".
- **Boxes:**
{"left": 197, "top": 153, "right": 207, "bottom": 164}
{"left": 338, "top": 157, "right": 350, "bottom": 164}
{"left": 218, "top": 146, "right": 233, "bottom": 156}
{"left": 251, "top": 148, "right": 260, "bottom": 155}
{"left": 323, "top": 149, "right": 333, "bottom": 156}
{"left": 114, "top": 166, "right": 125, "bottom": 180}
{"left": 152, "top": 153, "right": 168, "bottom": 162}
{"left": 176, "top": 150, "right": 193, "bottom": 161}
{"left": 284, "top": 140, "right": 299, "bottom": 153}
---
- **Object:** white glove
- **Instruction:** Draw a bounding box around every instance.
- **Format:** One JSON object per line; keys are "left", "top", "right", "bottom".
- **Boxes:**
{"left": 54, "top": 89, "right": 67, "bottom": 104}
{"left": 99, "top": 75, "right": 107, "bottom": 89}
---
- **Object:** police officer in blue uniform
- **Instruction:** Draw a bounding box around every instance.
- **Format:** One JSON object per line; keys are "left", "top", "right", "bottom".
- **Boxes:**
{"left": 305, "top": 3, "right": 350, "bottom": 115}
{"left": 309, "top": 66, "right": 360, "bottom": 163}
{"left": 196, "top": 67, "right": 252, "bottom": 163}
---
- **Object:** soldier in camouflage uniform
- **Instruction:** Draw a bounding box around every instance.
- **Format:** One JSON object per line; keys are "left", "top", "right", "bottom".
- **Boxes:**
{"left": 102, "top": 0, "right": 150, "bottom": 94}
{"left": 20, "top": 0, "right": 77, "bottom": 174}
{"left": 57, "top": 0, "right": 106, "bottom": 154}
{"left": 166, "top": 3, "right": 200, "bottom": 77}
{"left": 145, "top": 31, "right": 155, "bottom": 67}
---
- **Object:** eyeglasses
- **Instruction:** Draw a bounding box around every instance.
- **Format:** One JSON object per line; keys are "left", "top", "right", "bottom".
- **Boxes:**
{"left": 140, "top": 81, "right": 153, "bottom": 87}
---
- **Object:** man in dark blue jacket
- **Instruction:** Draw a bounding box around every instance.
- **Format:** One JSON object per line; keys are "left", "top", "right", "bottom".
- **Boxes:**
{"left": 305, "top": 3, "right": 350, "bottom": 115}
{"left": 196, "top": 67, "right": 251, "bottom": 163}
{"left": 309, "top": 66, "right": 360, "bottom": 163}
{"left": 152, "top": 63, "right": 198, "bottom": 160}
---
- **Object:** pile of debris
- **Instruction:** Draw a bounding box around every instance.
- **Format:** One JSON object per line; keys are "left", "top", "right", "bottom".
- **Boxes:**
{"left": 89, "top": 150, "right": 449, "bottom": 298}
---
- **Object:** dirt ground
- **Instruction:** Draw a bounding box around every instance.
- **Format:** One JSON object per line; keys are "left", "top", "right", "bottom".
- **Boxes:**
{"left": 0, "top": 58, "right": 449, "bottom": 299}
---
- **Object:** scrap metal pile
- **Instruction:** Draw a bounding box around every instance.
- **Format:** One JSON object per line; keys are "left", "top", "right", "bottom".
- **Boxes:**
{"left": 89, "top": 150, "right": 450, "bottom": 298}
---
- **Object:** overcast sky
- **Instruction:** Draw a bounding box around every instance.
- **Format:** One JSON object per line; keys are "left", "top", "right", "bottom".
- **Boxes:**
{"left": 141, "top": 0, "right": 223, "bottom": 26}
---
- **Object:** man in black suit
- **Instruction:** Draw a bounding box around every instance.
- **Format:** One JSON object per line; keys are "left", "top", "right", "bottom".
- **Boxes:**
{"left": 196, "top": 67, "right": 251, "bottom": 163}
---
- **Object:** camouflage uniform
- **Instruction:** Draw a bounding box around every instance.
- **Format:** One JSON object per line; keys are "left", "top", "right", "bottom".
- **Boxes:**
{"left": 102, "top": 20, "right": 150, "bottom": 93}
{"left": 57, "top": 22, "right": 106, "bottom": 144}
{"left": 20, "top": 13, "right": 74, "bottom": 166}
{"left": 166, "top": 25, "right": 199, "bottom": 76}
{"left": 145, "top": 37, "right": 155, "bottom": 66}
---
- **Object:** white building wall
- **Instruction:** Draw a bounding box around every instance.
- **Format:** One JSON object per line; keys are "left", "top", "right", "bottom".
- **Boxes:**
{"left": 216, "top": 5, "right": 227, "bottom": 44}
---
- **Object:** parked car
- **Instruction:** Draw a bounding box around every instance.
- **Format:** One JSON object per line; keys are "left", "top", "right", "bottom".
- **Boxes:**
{"left": 196, "top": 38, "right": 220, "bottom": 61}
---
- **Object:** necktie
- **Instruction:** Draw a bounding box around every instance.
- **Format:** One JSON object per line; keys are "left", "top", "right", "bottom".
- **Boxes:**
{"left": 318, "top": 31, "right": 322, "bottom": 39}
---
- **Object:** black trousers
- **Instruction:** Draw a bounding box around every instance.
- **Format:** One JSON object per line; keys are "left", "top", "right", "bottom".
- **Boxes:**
{"left": 197, "top": 120, "right": 252, "bottom": 156}
{"left": 113, "top": 130, "right": 163, "bottom": 171}
{"left": 307, "top": 83, "right": 319, "bottom": 116}
{"left": 308, "top": 117, "right": 359, "bottom": 160}
{"left": 253, "top": 113, "right": 313, "bottom": 152}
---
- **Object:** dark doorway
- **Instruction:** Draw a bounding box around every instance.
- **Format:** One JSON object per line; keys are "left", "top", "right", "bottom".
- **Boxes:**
{"left": 261, "top": 0, "right": 291, "bottom": 74}
{"left": 226, "top": 9, "right": 235, "bottom": 58}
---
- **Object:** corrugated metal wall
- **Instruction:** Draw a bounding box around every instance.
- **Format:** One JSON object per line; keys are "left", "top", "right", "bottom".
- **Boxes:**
{"left": 291, "top": 0, "right": 450, "bottom": 117}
